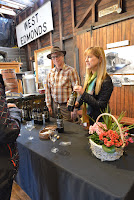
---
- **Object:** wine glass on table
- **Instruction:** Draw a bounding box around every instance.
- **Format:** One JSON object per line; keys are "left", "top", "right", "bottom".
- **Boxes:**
{"left": 25, "top": 121, "right": 35, "bottom": 140}
{"left": 49, "top": 130, "right": 59, "bottom": 153}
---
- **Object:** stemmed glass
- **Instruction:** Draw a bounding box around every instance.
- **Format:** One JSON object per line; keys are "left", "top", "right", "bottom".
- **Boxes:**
{"left": 25, "top": 121, "right": 35, "bottom": 140}
{"left": 49, "top": 130, "right": 59, "bottom": 153}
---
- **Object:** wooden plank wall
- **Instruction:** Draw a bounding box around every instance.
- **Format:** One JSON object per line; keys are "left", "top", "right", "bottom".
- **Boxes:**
{"left": 76, "top": 18, "right": 134, "bottom": 118}
{"left": 15, "top": 0, "right": 134, "bottom": 118}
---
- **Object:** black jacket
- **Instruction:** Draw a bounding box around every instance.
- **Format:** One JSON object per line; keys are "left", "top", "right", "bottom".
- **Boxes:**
{"left": 0, "top": 79, "right": 21, "bottom": 185}
{"left": 78, "top": 74, "right": 113, "bottom": 125}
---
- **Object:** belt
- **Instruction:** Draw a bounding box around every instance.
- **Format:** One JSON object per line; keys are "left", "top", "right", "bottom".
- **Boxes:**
{"left": 54, "top": 101, "right": 67, "bottom": 106}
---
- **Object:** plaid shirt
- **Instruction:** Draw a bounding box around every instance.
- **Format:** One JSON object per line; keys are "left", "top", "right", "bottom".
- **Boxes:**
{"left": 45, "top": 64, "right": 80, "bottom": 108}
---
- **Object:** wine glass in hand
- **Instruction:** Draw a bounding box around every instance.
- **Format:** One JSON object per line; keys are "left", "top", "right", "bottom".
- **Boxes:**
{"left": 25, "top": 121, "right": 35, "bottom": 140}
{"left": 49, "top": 130, "right": 59, "bottom": 153}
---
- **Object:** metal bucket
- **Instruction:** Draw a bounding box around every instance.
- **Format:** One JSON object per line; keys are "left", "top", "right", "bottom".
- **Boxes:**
{"left": 22, "top": 74, "right": 36, "bottom": 94}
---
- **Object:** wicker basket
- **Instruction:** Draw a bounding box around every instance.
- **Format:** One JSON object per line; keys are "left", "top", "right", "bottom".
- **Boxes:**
{"left": 39, "top": 125, "right": 57, "bottom": 140}
{"left": 89, "top": 113, "right": 125, "bottom": 161}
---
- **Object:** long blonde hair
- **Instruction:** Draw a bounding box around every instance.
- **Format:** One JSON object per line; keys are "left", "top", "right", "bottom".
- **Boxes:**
{"left": 83, "top": 46, "right": 107, "bottom": 95}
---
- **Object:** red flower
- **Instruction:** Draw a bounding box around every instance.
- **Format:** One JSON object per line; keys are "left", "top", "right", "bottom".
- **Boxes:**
{"left": 128, "top": 137, "right": 134, "bottom": 143}
{"left": 99, "top": 130, "right": 124, "bottom": 148}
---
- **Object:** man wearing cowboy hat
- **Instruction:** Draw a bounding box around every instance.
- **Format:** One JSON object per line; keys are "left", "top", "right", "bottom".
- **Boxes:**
{"left": 45, "top": 46, "right": 80, "bottom": 121}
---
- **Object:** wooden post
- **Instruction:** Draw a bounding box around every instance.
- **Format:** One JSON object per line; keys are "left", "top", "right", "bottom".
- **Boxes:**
{"left": 118, "top": 0, "right": 123, "bottom": 13}
{"left": 50, "top": 32, "right": 53, "bottom": 46}
{"left": 27, "top": 44, "right": 31, "bottom": 70}
{"left": 37, "top": 39, "right": 41, "bottom": 49}
{"left": 118, "top": 0, "right": 123, "bottom": 9}
{"left": 71, "top": 0, "right": 77, "bottom": 69}
{"left": 71, "top": 0, "right": 75, "bottom": 33}
{"left": 58, "top": 0, "right": 63, "bottom": 50}
{"left": 92, "top": 5, "right": 96, "bottom": 23}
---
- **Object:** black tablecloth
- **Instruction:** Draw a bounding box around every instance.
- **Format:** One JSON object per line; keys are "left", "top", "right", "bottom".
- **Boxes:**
{"left": 16, "top": 118, "right": 134, "bottom": 200}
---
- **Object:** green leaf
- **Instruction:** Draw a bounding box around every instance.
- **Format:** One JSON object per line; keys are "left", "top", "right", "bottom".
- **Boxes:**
{"left": 90, "top": 133, "right": 104, "bottom": 145}
{"left": 102, "top": 145, "right": 116, "bottom": 153}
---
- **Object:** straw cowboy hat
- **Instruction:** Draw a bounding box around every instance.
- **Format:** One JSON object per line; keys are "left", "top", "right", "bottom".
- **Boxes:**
{"left": 47, "top": 46, "right": 66, "bottom": 59}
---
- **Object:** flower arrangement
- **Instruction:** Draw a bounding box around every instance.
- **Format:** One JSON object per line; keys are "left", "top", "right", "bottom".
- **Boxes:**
{"left": 89, "top": 110, "right": 134, "bottom": 161}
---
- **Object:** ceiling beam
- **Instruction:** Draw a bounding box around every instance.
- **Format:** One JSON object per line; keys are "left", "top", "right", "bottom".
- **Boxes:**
{"left": 11, "top": 0, "right": 34, "bottom": 7}
{"left": 0, "top": 6, "right": 16, "bottom": 15}
{"left": 0, "top": 12, "right": 5, "bottom": 17}
{"left": 0, "top": 0, "right": 35, "bottom": 17}
{"left": 0, "top": 0, "right": 25, "bottom": 9}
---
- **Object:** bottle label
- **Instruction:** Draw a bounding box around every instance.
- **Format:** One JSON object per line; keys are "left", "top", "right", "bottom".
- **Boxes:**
{"left": 34, "top": 112, "right": 37, "bottom": 120}
{"left": 68, "top": 95, "right": 76, "bottom": 106}
{"left": 24, "top": 110, "right": 28, "bottom": 119}
{"left": 44, "top": 111, "right": 49, "bottom": 119}
{"left": 57, "top": 119, "right": 64, "bottom": 128}
{"left": 37, "top": 113, "right": 43, "bottom": 121}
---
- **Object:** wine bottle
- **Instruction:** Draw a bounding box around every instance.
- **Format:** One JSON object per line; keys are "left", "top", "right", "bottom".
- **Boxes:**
{"left": 24, "top": 101, "right": 28, "bottom": 121}
{"left": 56, "top": 104, "right": 64, "bottom": 133}
{"left": 27, "top": 100, "right": 32, "bottom": 120}
{"left": 33, "top": 102, "right": 38, "bottom": 124}
{"left": 21, "top": 100, "right": 25, "bottom": 122}
{"left": 27, "top": 100, "right": 31, "bottom": 121}
{"left": 43, "top": 101, "right": 50, "bottom": 122}
{"left": 68, "top": 81, "right": 78, "bottom": 112}
{"left": 16, "top": 101, "right": 19, "bottom": 108}
{"left": 37, "top": 103, "right": 43, "bottom": 125}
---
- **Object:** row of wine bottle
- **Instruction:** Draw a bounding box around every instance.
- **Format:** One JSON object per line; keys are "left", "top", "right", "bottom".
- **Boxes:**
{"left": 21, "top": 100, "right": 50, "bottom": 125}
{"left": 21, "top": 100, "right": 64, "bottom": 133}
{"left": 32, "top": 101, "right": 50, "bottom": 125}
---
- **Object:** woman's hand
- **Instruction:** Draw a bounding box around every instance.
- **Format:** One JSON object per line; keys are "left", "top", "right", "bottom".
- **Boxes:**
{"left": 7, "top": 103, "right": 17, "bottom": 108}
{"left": 75, "top": 101, "right": 79, "bottom": 107}
{"left": 74, "top": 85, "right": 84, "bottom": 95}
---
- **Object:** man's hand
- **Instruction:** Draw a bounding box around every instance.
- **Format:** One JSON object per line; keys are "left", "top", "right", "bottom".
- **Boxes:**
{"left": 48, "top": 106, "right": 53, "bottom": 116}
{"left": 71, "top": 109, "right": 78, "bottom": 121}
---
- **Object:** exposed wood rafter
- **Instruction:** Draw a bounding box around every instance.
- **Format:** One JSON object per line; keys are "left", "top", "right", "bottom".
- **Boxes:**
{"left": 0, "top": 0, "right": 35, "bottom": 18}
{"left": 0, "top": 0, "right": 26, "bottom": 9}
{"left": 75, "top": 0, "right": 99, "bottom": 29}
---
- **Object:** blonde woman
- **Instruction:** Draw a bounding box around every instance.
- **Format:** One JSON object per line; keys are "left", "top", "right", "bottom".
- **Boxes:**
{"left": 73, "top": 46, "right": 113, "bottom": 126}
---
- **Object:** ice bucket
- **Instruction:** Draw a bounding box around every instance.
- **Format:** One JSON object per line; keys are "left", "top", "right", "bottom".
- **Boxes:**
{"left": 22, "top": 74, "right": 36, "bottom": 94}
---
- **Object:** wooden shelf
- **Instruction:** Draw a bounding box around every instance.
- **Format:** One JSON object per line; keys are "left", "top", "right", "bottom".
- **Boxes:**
{"left": 0, "top": 62, "right": 23, "bottom": 93}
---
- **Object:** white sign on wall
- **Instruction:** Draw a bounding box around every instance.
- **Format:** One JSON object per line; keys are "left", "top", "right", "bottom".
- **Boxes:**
{"left": 16, "top": 1, "right": 53, "bottom": 47}
{"left": 99, "top": 4, "right": 118, "bottom": 18}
